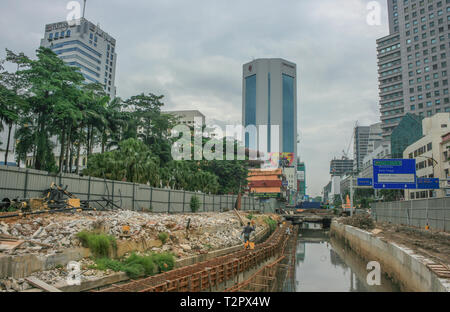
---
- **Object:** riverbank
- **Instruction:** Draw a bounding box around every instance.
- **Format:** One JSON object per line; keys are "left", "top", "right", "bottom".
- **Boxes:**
{"left": 331, "top": 220, "right": 450, "bottom": 292}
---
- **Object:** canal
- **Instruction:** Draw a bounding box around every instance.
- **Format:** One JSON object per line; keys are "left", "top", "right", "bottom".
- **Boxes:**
{"left": 283, "top": 223, "right": 401, "bottom": 292}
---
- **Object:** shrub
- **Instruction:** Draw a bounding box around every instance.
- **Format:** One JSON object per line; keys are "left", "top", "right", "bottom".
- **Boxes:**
{"left": 263, "top": 217, "right": 277, "bottom": 234}
{"left": 76, "top": 231, "right": 117, "bottom": 258}
{"left": 91, "top": 252, "right": 175, "bottom": 278}
{"left": 123, "top": 253, "right": 157, "bottom": 277}
{"left": 190, "top": 195, "right": 200, "bottom": 213}
{"left": 124, "top": 263, "right": 146, "bottom": 279}
{"left": 94, "top": 258, "right": 123, "bottom": 272}
{"left": 158, "top": 232, "right": 169, "bottom": 244}
{"left": 152, "top": 252, "right": 175, "bottom": 273}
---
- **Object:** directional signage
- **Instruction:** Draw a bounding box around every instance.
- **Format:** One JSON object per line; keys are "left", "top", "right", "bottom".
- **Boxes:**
{"left": 282, "top": 180, "right": 288, "bottom": 187}
{"left": 373, "top": 159, "right": 416, "bottom": 189}
{"left": 357, "top": 178, "right": 373, "bottom": 187}
{"left": 416, "top": 178, "right": 439, "bottom": 189}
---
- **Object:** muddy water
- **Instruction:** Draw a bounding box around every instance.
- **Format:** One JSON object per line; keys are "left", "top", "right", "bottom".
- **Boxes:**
{"left": 284, "top": 223, "right": 401, "bottom": 292}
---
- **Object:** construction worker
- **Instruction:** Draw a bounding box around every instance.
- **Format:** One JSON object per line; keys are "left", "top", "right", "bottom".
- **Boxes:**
{"left": 241, "top": 221, "right": 256, "bottom": 248}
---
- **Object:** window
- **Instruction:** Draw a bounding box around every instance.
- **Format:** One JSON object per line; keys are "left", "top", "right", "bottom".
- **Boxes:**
{"left": 282, "top": 74, "right": 295, "bottom": 154}
{"left": 244, "top": 75, "right": 256, "bottom": 149}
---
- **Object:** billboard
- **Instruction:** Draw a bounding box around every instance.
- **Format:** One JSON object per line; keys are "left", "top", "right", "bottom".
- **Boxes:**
{"left": 268, "top": 152, "right": 295, "bottom": 168}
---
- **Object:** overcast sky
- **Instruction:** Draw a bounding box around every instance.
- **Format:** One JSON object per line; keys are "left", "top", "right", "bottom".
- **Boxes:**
{"left": 1, "top": 0, "right": 390, "bottom": 197}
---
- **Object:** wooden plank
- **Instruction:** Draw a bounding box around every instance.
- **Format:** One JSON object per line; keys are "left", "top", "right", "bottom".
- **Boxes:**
{"left": 0, "top": 239, "right": 24, "bottom": 251}
{"left": 25, "top": 276, "right": 62, "bottom": 292}
{"left": 233, "top": 209, "right": 245, "bottom": 226}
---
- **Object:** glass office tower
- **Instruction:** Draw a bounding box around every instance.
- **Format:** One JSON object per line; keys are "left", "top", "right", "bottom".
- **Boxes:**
{"left": 242, "top": 58, "right": 298, "bottom": 160}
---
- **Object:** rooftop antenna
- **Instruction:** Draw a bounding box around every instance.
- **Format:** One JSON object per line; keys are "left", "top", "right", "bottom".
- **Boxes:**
{"left": 82, "top": 0, "right": 87, "bottom": 18}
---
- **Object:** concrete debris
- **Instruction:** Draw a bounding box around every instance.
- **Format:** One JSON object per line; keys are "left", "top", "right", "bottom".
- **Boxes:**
{"left": 0, "top": 210, "right": 272, "bottom": 291}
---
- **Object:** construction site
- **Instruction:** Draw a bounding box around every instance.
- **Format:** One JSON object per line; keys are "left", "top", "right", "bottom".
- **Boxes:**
{"left": 0, "top": 173, "right": 302, "bottom": 292}
{"left": 0, "top": 167, "right": 449, "bottom": 293}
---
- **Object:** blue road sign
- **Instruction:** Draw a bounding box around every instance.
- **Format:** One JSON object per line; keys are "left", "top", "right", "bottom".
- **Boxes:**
{"left": 357, "top": 178, "right": 373, "bottom": 187}
{"left": 282, "top": 180, "right": 288, "bottom": 187}
{"left": 373, "top": 159, "right": 417, "bottom": 189}
{"left": 416, "top": 178, "right": 440, "bottom": 189}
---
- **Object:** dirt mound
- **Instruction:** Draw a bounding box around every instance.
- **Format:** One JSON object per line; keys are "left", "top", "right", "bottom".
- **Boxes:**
{"left": 341, "top": 214, "right": 375, "bottom": 230}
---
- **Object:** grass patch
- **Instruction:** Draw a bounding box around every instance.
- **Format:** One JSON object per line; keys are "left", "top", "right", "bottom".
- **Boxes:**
{"left": 91, "top": 252, "right": 175, "bottom": 279}
{"left": 158, "top": 232, "right": 169, "bottom": 244}
{"left": 152, "top": 252, "right": 175, "bottom": 273}
{"left": 76, "top": 230, "right": 117, "bottom": 258}
{"left": 263, "top": 217, "right": 277, "bottom": 234}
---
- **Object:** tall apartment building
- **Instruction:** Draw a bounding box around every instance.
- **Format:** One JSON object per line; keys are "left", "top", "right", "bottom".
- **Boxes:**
{"left": 377, "top": 0, "right": 450, "bottom": 139}
{"left": 353, "top": 123, "right": 383, "bottom": 173}
{"left": 40, "top": 18, "right": 117, "bottom": 99}
{"left": 242, "top": 58, "right": 298, "bottom": 161}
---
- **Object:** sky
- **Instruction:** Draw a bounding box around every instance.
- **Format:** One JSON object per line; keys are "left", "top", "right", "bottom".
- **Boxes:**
{"left": 0, "top": 0, "right": 390, "bottom": 197}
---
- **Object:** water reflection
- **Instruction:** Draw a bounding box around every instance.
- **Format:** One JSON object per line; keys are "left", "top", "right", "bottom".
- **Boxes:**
{"left": 289, "top": 224, "right": 400, "bottom": 292}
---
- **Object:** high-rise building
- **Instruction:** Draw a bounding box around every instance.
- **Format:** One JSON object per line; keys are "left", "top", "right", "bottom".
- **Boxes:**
{"left": 330, "top": 158, "right": 354, "bottom": 176}
{"left": 40, "top": 18, "right": 117, "bottom": 99}
{"left": 377, "top": 0, "right": 450, "bottom": 139}
{"left": 242, "top": 58, "right": 298, "bottom": 161}
{"left": 297, "top": 161, "right": 306, "bottom": 199}
{"left": 353, "top": 123, "right": 383, "bottom": 173}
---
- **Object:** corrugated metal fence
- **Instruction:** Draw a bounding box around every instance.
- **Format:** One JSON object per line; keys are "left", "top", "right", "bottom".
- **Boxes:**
{"left": 371, "top": 198, "right": 450, "bottom": 232}
{"left": 0, "top": 165, "right": 269, "bottom": 213}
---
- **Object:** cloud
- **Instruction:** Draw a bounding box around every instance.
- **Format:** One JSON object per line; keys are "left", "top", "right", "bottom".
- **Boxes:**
{"left": 0, "top": 0, "right": 389, "bottom": 196}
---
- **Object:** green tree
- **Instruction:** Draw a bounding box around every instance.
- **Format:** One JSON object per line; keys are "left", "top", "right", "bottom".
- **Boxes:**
{"left": 84, "top": 138, "right": 160, "bottom": 185}
{"left": 0, "top": 49, "right": 29, "bottom": 165}
{"left": 17, "top": 47, "right": 84, "bottom": 172}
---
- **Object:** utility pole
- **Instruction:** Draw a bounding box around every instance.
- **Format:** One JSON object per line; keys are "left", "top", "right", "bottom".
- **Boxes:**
{"left": 83, "top": 0, "right": 87, "bottom": 18}
{"left": 350, "top": 172, "right": 354, "bottom": 216}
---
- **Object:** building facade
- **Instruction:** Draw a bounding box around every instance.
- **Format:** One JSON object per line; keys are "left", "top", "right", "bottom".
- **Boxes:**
{"left": 377, "top": 0, "right": 450, "bottom": 139}
{"left": 247, "top": 168, "right": 285, "bottom": 198}
{"left": 403, "top": 112, "right": 450, "bottom": 199}
{"left": 330, "top": 158, "right": 354, "bottom": 176}
{"left": 40, "top": 18, "right": 117, "bottom": 99}
{"left": 360, "top": 140, "right": 392, "bottom": 179}
{"left": 297, "top": 161, "right": 306, "bottom": 199}
{"left": 164, "top": 110, "right": 206, "bottom": 126}
{"left": 390, "top": 113, "right": 424, "bottom": 157}
{"left": 242, "top": 58, "right": 298, "bottom": 161}
{"left": 353, "top": 123, "right": 383, "bottom": 173}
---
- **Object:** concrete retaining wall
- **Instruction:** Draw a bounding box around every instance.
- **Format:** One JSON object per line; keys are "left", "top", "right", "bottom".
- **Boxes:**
{"left": 1, "top": 226, "right": 270, "bottom": 280}
{"left": 331, "top": 221, "right": 450, "bottom": 292}
{"left": 23, "top": 227, "right": 271, "bottom": 292}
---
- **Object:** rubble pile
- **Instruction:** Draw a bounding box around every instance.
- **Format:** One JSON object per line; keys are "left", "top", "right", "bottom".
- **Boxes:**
{"left": 0, "top": 210, "right": 271, "bottom": 291}
{"left": 0, "top": 211, "right": 267, "bottom": 256}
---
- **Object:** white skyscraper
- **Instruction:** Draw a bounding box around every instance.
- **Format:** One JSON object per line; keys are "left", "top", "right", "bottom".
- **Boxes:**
{"left": 40, "top": 18, "right": 117, "bottom": 99}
